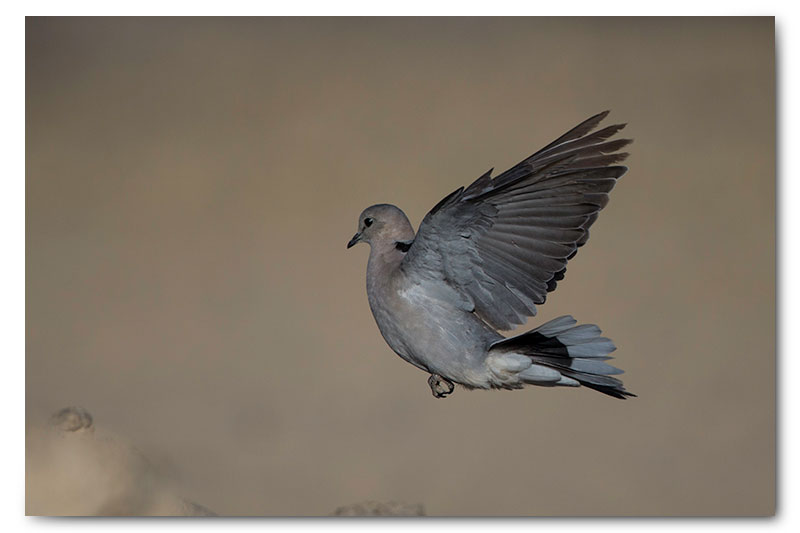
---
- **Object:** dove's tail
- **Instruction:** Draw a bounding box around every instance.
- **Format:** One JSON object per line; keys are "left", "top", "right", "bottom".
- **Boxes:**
{"left": 488, "top": 315, "right": 635, "bottom": 399}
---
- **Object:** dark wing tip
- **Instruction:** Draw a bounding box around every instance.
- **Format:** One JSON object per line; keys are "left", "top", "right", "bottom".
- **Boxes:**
{"left": 582, "top": 110, "right": 611, "bottom": 130}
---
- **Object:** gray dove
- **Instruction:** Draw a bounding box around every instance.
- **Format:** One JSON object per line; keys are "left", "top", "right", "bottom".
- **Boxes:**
{"left": 347, "top": 111, "right": 634, "bottom": 399}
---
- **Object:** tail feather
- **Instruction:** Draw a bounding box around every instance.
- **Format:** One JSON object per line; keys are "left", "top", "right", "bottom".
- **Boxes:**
{"left": 489, "top": 315, "right": 635, "bottom": 399}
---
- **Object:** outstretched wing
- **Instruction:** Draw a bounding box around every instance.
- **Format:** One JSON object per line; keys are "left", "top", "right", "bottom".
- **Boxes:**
{"left": 400, "top": 111, "right": 631, "bottom": 331}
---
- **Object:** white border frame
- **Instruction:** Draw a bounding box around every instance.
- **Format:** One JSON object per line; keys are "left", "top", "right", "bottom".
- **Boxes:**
{"left": 5, "top": 4, "right": 793, "bottom": 532}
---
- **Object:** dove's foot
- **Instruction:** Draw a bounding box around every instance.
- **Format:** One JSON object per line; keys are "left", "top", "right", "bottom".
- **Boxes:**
{"left": 428, "top": 374, "right": 455, "bottom": 399}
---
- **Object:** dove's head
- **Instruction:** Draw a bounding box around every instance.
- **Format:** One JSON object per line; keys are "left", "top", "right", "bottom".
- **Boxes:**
{"left": 347, "top": 204, "right": 414, "bottom": 250}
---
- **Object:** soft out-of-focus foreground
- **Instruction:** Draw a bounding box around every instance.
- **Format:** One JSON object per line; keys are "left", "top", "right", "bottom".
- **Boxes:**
{"left": 26, "top": 17, "right": 775, "bottom": 516}
{"left": 27, "top": 407, "right": 217, "bottom": 516}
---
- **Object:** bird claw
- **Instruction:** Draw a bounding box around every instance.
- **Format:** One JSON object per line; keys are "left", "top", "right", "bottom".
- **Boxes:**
{"left": 428, "top": 374, "right": 455, "bottom": 399}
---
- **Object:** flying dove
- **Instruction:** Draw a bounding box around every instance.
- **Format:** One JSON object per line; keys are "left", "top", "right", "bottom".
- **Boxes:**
{"left": 348, "top": 111, "right": 634, "bottom": 399}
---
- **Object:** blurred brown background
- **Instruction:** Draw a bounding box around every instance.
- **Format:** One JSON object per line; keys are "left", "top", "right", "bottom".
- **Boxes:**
{"left": 26, "top": 17, "right": 775, "bottom": 516}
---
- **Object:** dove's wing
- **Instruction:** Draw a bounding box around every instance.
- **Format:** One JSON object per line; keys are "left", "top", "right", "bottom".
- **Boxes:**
{"left": 400, "top": 111, "right": 631, "bottom": 330}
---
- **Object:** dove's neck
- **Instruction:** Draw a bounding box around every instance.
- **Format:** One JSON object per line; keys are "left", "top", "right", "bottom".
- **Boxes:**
{"left": 366, "top": 238, "right": 410, "bottom": 296}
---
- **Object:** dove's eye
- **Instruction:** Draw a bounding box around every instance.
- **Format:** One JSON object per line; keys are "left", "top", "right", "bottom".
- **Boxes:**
{"left": 363, "top": 217, "right": 374, "bottom": 227}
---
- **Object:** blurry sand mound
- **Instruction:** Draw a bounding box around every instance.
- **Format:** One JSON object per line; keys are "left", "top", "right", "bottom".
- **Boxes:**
{"left": 50, "top": 406, "right": 94, "bottom": 432}
{"left": 333, "top": 500, "right": 425, "bottom": 516}
{"left": 26, "top": 407, "right": 215, "bottom": 516}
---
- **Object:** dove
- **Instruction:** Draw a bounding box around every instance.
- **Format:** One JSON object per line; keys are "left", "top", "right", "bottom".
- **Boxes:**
{"left": 347, "top": 111, "right": 634, "bottom": 399}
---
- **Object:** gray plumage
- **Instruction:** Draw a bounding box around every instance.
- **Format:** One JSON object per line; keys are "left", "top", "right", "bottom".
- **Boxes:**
{"left": 348, "top": 111, "right": 634, "bottom": 399}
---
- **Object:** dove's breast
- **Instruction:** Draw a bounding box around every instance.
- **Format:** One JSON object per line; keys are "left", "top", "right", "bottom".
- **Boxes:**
{"left": 367, "top": 267, "right": 501, "bottom": 387}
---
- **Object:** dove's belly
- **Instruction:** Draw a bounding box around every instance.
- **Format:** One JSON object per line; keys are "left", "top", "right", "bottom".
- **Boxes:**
{"left": 368, "top": 275, "right": 501, "bottom": 388}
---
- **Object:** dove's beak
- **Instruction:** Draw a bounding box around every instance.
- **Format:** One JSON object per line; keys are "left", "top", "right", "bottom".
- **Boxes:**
{"left": 347, "top": 232, "right": 362, "bottom": 249}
